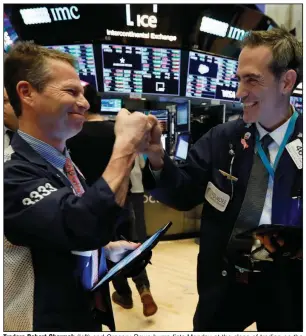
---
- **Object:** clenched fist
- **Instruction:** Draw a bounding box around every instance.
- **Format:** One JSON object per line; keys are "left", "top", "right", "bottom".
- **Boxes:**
{"left": 115, "top": 109, "right": 154, "bottom": 152}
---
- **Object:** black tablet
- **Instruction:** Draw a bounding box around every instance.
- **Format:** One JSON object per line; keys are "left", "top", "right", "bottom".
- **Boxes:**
{"left": 92, "top": 221, "right": 172, "bottom": 290}
{"left": 235, "top": 224, "right": 302, "bottom": 239}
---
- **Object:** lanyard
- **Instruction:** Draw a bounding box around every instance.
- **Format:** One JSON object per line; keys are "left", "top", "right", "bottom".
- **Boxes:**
{"left": 256, "top": 110, "right": 299, "bottom": 179}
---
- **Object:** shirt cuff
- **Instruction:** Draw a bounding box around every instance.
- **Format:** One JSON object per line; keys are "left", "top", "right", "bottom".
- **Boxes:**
{"left": 149, "top": 164, "right": 162, "bottom": 180}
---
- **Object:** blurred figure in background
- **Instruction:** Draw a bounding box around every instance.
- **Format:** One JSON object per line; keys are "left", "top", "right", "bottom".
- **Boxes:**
{"left": 4, "top": 88, "right": 18, "bottom": 148}
{"left": 112, "top": 153, "right": 158, "bottom": 317}
{"left": 67, "top": 84, "right": 158, "bottom": 317}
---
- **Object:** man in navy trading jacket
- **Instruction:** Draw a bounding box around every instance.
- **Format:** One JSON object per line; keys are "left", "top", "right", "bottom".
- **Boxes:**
{"left": 142, "top": 28, "right": 303, "bottom": 331}
{"left": 4, "top": 42, "right": 159, "bottom": 331}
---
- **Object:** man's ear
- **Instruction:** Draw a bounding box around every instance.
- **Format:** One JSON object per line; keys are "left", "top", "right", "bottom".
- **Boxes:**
{"left": 16, "top": 81, "right": 36, "bottom": 108}
{"left": 280, "top": 69, "right": 297, "bottom": 95}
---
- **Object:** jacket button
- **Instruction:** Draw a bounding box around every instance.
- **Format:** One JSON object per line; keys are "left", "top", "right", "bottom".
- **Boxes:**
{"left": 221, "top": 270, "right": 227, "bottom": 277}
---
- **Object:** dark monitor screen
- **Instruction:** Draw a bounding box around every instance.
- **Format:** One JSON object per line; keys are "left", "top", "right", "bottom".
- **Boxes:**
{"left": 102, "top": 44, "right": 181, "bottom": 95}
{"left": 186, "top": 51, "right": 240, "bottom": 102}
{"left": 149, "top": 109, "right": 169, "bottom": 133}
{"left": 46, "top": 44, "right": 98, "bottom": 89}
{"left": 176, "top": 102, "right": 190, "bottom": 132}
{"left": 101, "top": 99, "right": 122, "bottom": 113}
{"left": 290, "top": 96, "right": 303, "bottom": 113}
{"left": 191, "top": 105, "right": 225, "bottom": 143}
{"left": 175, "top": 133, "right": 190, "bottom": 161}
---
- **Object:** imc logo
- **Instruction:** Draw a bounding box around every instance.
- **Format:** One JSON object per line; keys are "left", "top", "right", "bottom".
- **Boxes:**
{"left": 126, "top": 4, "right": 158, "bottom": 28}
{"left": 200, "top": 16, "right": 247, "bottom": 41}
{"left": 20, "top": 6, "right": 80, "bottom": 25}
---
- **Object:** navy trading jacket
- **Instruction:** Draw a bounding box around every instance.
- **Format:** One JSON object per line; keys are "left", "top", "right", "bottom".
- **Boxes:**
{"left": 4, "top": 133, "right": 123, "bottom": 331}
{"left": 143, "top": 113, "right": 302, "bottom": 330}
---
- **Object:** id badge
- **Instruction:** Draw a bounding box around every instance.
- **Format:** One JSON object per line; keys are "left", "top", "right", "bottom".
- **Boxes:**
{"left": 205, "top": 182, "right": 230, "bottom": 212}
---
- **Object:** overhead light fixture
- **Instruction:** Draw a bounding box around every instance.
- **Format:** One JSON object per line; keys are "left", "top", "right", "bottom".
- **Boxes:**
{"left": 293, "top": 89, "right": 302, "bottom": 95}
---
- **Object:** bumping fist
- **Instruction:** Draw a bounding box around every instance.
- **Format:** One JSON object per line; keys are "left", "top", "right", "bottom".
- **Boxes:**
{"left": 144, "top": 114, "right": 164, "bottom": 169}
{"left": 115, "top": 109, "right": 156, "bottom": 152}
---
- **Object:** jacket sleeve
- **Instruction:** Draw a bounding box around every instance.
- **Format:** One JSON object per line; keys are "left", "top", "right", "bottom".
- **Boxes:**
{"left": 4, "top": 161, "right": 123, "bottom": 251}
{"left": 142, "top": 128, "right": 214, "bottom": 211}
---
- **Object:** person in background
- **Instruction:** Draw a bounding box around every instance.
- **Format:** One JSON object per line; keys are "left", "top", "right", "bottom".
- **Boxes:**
{"left": 4, "top": 87, "right": 19, "bottom": 148}
{"left": 67, "top": 85, "right": 158, "bottom": 317}
{"left": 112, "top": 153, "right": 158, "bottom": 317}
{"left": 4, "top": 42, "right": 157, "bottom": 332}
{"left": 142, "top": 28, "right": 302, "bottom": 331}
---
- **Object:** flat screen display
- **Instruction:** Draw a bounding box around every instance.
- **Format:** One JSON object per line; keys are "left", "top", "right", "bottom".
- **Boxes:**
{"left": 290, "top": 96, "right": 302, "bottom": 113}
{"left": 186, "top": 51, "right": 240, "bottom": 102}
{"left": 46, "top": 44, "right": 98, "bottom": 89}
{"left": 175, "top": 133, "right": 190, "bottom": 160}
{"left": 101, "top": 99, "right": 122, "bottom": 113}
{"left": 176, "top": 102, "right": 190, "bottom": 132}
{"left": 4, "top": 12, "right": 19, "bottom": 52}
{"left": 149, "top": 110, "right": 169, "bottom": 133}
{"left": 102, "top": 44, "right": 181, "bottom": 95}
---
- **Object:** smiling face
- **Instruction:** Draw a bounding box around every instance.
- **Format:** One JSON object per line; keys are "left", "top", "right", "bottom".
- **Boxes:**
{"left": 18, "top": 58, "right": 90, "bottom": 145}
{"left": 32, "top": 59, "right": 90, "bottom": 139}
{"left": 236, "top": 45, "right": 285, "bottom": 125}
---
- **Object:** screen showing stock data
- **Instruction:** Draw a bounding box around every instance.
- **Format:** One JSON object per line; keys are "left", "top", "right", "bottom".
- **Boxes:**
{"left": 290, "top": 96, "right": 303, "bottom": 113}
{"left": 46, "top": 44, "right": 98, "bottom": 89}
{"left": 102, "top": 44, "right": 181, "bottom": 95}
{"left": 186, "top": 51, "right": 240, "bottom": 102}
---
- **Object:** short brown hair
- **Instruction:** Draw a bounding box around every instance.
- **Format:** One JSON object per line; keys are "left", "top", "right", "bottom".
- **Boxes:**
{"left": 241, "top": 27, "right": 302, "bottom": 90}
{"left": 4, "top": 41, "right": 77, "bottom": 117}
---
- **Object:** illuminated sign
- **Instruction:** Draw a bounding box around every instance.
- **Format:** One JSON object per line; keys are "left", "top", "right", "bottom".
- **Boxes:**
{"left": 126, "top": 4, "right": 158, "bottom": 28}
{"left": 200, "top": 16, "right": 247, "bottom": 41}
{"left": 20, "top": 6, "right": 80, "bottom": 25}
{"left": 107, "top": 4, "right": 177, "bottom": 42}
{"left": 221, "top": 89, "right": 236, "bottom": 99}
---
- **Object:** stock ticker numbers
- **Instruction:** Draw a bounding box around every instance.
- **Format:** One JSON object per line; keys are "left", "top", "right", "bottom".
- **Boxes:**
{"left": 102, "top": 44, "right": 181, "bottom": 95}
{"left": 47, "top": 44, "right": 98, "bottom": 89}
{"left": 186, "top": 51, "right": 240, "bottom": 102}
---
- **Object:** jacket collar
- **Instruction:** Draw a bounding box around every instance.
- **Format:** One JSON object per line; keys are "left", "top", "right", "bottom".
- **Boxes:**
{"left": 10, "top": 132, "right": 50, "bottom": 168}
{"left": 10, "top": 132, "right": 88, "bottom": 189}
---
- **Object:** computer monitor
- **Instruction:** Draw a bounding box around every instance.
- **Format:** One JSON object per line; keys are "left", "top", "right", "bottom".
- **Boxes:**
{"left": 174, "top": 133, "right": 190, "bottom": 161}
{"left": 161, "top": 134, "right": 167, "bottom": 151}
{"left": 4, "top": 12, "right": 19, "bottom": 52}
{"left": 290, "top": 95, "right": 303, "bottom": 113}
{"left": 191, "top": 105, "right": 225, "bottom": 144}
{"left": 46, "top": 44, "right": 98, "bottom": 89}
{"left": 186, "top": 51, "right": 240, "bottom": 102}
{"left": 101, "top": 99, "right": 122, "bottom": 113}
{"left": 101, "top": 44, "right": 181, "bottom": 95}
{"left": 149, "top": 110, "right": 169, "bottom": 134}
{"left": 175, "top": 101, "right": 190, "bottom": 132}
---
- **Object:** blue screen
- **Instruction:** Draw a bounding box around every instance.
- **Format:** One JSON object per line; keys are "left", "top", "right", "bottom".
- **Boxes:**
{"left": 101, "top": 99, "right": 122, "bottom": 113}
{"left": 175, "top": 134, "right": 190, "bottom": 160}
{"left": 4, "top": 13, "right": 19, "bottom": 52}
{"left": 290, "top": 96, "right": 303, "bottom": 113}
{"left": 176, "top": 103, "right": 188, "bottom": 126}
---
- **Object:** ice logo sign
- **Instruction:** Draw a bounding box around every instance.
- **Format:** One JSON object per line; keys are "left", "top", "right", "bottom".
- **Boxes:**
{"left": 126, "top": 4, "right": 158, "bottom": 28}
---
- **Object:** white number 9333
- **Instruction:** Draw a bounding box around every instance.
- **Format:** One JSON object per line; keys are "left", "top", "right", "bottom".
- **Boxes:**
{"left": 22, "top": 183, "right": 57, "bottom": 206}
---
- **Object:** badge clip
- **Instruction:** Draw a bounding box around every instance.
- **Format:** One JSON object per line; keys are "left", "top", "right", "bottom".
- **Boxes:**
{"left": 219, "top": 169, "right": 238, "bottom": 182}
